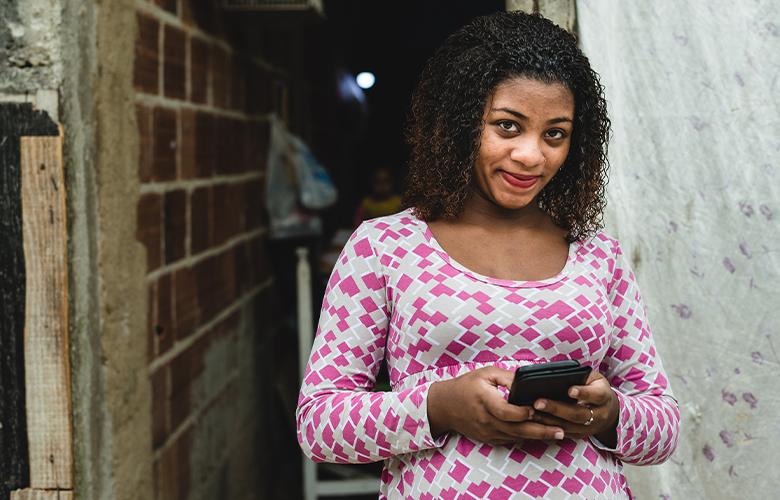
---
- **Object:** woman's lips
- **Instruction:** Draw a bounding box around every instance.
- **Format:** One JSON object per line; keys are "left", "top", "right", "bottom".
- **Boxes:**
{"left": 500, "top": 170, "right": 539, "bottom": 189}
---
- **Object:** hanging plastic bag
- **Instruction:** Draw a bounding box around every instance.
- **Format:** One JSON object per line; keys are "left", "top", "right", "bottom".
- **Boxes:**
{"left": 265, "top": 115, "right": 297, "bottom": 226}
{"left": 264, "top": 115, "right": 336, "bottom": 239}
{"left": 287, "top": 134, "right": 338, "bottom": 210}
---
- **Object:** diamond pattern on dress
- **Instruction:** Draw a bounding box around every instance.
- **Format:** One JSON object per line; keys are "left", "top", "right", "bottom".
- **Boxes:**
{"left": 297, "top": 208, "right": 679, "bottom": 499}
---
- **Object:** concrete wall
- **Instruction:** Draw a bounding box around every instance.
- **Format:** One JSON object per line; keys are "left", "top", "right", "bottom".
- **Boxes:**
{"left": 2, "top": 0, "right": 289, "bottom": 498}
{"left": 577, "top": 0, "right": 780, "bottom": 498}
{"left": 0, "top": 0, "right": 61, "bottom": 94}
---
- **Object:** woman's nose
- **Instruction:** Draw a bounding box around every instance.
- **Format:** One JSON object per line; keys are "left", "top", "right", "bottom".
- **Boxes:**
{"left": 508, "top": 138, "right": 545, "bottom": 168}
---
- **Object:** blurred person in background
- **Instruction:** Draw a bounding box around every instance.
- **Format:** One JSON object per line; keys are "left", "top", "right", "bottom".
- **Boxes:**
{"left": 353, "top": 166, "right": 403, "bottom": 227}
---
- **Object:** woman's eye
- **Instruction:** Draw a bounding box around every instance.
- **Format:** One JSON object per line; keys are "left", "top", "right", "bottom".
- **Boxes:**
{"left": 497, "top": 121, "right": 517, "bottom": 132}
{"left": 546, "top": 129, "right": 567, "bottom": 139}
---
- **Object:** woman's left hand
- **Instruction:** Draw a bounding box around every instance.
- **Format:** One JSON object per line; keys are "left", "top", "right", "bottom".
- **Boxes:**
{"left": 529, "top": 370, "right": 620, "bottom": 447}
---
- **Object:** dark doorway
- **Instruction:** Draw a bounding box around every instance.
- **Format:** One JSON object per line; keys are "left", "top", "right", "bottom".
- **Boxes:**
{"left": 309, "top": 0, "right": 506, "bottom": 230}
{"left": 270, "top": 3, "right": 506, "bottom": 499}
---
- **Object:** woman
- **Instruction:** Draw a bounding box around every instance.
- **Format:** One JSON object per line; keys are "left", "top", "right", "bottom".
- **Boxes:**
{"left": 297, "top": 11, "right": 679, "bottom": 499}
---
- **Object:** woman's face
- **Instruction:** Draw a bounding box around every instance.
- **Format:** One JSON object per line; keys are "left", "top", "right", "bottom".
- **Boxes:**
{"left": 472, "top": 77, "right": 574, "bottom": 212}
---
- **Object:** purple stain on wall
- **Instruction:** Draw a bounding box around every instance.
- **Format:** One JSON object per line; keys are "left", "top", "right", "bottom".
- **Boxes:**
{"left": 734, "top": 72, "right": 745, "bottom": 86}
{"left": 723, "top": 257, "right": 736, "bottom": 273}
{"left": 702, "top": 444, "right": 715, "bottom": 462}
{"left": 722, "top": 389, "right": 737, "bottom": 405}
{"left": 671, "top": 304, "right": 692, "bottom": 319}
{"left": 689, "top": 116, "right": 707, "bottom": 131}
{"left": 728, "top": 465, "right": 738, "bottom": 477}
{"left": 759, "top": 204, "right": 773, "bottom": 220}
{"left": 690, "top": 268, "right": 704, "bottom": 278}
{"left": 751, "top": 351, "right": 764, "bottom": 364}
{"left": 719, "top": 430, "right": 734, "bottom": 448}
{"left": 742, "top": 392, "right": 758, "bottom": 409}
{"left": 739, "top": 242, "right": 752, "bottom": 258}
{"left": 739, "top": 201, "right": 754, "bottom": 217}
{"left": 673, "top": 33, "right": 689, "bottom": 45}
{"left": 668, "top": 221, "right": 678, "bottom": 233}
{"left": 745, "top": 51, "right": 757, "bottom": 70}
{"left": 734, "top": 367, "right": 741, "bottom": 374}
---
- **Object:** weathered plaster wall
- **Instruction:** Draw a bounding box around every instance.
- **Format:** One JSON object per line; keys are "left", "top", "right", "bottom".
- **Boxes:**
{"left": 59, "top": 0, "right": 113, "bottom": 500}
{"left": 93, "top": 0, "right": 156, "bottom": 498}
{"left": 2, "top": 1, "right": 153, "bottom": 498}
{"left": 505, "top": 0, "right": 576, "bottom": 33}
{"left": 0, "top": 0, "right": 61, "bottom": 93}
{"left": 58, "top": 0, "right": 118, "bottom": 497}
{"left": 577, "top": 1, "right": 780, "bottom": 498}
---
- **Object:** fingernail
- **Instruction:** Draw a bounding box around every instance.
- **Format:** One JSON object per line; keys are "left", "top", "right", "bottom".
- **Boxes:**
{"left": 569, "top": 388, "right": 579, "bottom": 398}
{"left": 554, "top": 431, "right": 564, "bottom": 440}
{"left": 534, "top": 400, "right": 546, "bottom": 410}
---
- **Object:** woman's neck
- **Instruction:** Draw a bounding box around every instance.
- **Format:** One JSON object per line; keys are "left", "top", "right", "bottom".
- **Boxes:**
{"left": 456, "top": 190, "right": 547, "bottom": 233}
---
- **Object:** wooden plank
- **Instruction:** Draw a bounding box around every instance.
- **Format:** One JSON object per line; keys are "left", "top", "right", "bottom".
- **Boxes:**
{"left": 11, "top": 489, "right": 73, "bottom": 500}
{"left": 20, "top": 132, "right": 73, "bottom": 489}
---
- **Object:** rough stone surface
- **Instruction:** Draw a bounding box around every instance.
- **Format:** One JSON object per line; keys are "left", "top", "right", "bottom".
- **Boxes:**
{"left": 506, "top": 0, "right": 577, "bottom": 32}
{"left": 578, "top": 0, "right": 780, "bottom": 498}
{"left": 0, "top": 0, "right": 61, "bottom": 93}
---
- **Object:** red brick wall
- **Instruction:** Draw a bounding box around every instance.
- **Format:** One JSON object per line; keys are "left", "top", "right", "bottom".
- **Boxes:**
{"left": 133, "top": 1, "right": 285, "bottom": 497}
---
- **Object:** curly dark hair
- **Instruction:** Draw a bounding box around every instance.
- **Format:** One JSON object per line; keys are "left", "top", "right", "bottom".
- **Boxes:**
{"left": 402, "top": 11, "right": 610, "bottom": 243}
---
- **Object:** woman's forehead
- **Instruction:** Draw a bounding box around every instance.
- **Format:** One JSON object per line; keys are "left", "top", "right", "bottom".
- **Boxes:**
{"left": 488, "top": 78, "right": 574, "bottom": 113}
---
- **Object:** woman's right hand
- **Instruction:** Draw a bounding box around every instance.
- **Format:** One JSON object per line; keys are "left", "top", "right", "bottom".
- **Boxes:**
{"left": 427, "top": 367, "right": 565, "bottom": 445}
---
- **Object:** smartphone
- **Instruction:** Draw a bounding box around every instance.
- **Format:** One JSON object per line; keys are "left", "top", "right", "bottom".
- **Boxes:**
{"left": 507, "top": 360, "right": 591, "bottom": 406}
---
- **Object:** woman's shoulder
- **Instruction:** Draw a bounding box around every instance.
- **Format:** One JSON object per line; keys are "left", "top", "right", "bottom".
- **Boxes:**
{"left": 576, "top": 229, "right": 623, "bottom": 262}
{"left": 356, "top": 207, "right": 422, "bottom": 236}
{"left": 349, "top": 207, "right": 425, "bottom": 252}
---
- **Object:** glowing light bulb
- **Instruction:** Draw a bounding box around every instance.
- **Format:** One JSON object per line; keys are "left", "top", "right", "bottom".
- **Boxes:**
{"left": 356, "top": 72, "right": 376, "bottom": 90}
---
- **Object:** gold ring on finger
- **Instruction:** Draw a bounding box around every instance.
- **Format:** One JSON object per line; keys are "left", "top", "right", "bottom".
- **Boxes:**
{"left": 583, "top": 406, "right": 595, "bottom": 426}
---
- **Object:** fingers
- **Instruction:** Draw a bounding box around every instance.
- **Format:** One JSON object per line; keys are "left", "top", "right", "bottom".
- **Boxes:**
{"left": 481, "top": 367, "right": 516, "bottom": 390}
{"left": 532, "top": 398, "right": 592, "bottom": 426}
{"left": 568, "top": 374, "right": 612, "bottom": 406}
{"left": 529, "top": 411, "right": 569, "bottom": 428}
{"left": 483, "top": 391, "right": 534, "bottom": 422}
{"left": 499, "top": 420, "right": 565, "bottom": 441}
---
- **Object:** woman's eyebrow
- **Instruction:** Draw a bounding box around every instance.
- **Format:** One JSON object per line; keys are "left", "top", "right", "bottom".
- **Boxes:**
{"left": 491, "top": 107, "right": 573, "bottom": 124}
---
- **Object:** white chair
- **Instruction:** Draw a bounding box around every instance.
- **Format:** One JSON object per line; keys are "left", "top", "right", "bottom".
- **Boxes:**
{"left": 296, "top": 247, "right": 381, "bottom": 500}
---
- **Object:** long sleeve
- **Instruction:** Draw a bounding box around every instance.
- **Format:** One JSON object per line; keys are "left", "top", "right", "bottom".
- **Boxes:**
{"left": 296, "top": 222, "right": 442, "bottom": 463}
{"left": 591, "top": 239, "right": 681, "bottom": 465}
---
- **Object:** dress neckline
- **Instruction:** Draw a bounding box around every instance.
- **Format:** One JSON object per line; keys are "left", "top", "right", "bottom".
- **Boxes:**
{"left": 407, "top": 208, "right": 581, "bottom": 289}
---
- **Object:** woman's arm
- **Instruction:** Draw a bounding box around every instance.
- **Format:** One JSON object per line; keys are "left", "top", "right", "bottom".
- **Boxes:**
{"left": 296, "top": 222, "right": 441, "bottom": 463}
{"left": 591, "top": 238, "right": 681, "bottom": 465}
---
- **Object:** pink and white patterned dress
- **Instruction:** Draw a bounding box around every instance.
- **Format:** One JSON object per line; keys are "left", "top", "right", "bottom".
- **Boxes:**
{"left": 297, "top": 208, "right": 680, "bottom": 499}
